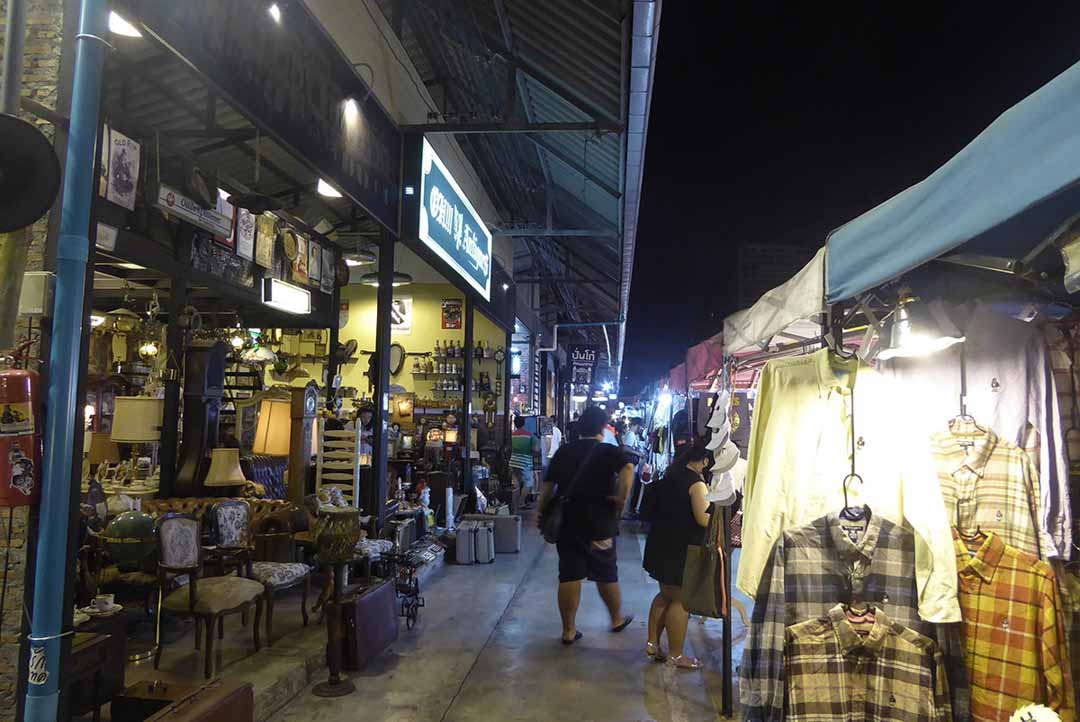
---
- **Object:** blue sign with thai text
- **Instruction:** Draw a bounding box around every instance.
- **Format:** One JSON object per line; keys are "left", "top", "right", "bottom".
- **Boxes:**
{"left": 418, "top": 139, "right": 492, "bottom": 300}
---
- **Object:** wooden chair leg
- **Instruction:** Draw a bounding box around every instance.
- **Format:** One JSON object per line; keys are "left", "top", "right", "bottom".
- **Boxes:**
{"left": 266, "top": 592, "right": 275, "bottom": 646}
{"left": 218, "top": 615, "right": 224, "bottom": 640}
{"left": 253, "top": 600, "right": 262, "bottom": 652}
{"left": 204, "top": 616, "right": 215, "bottom": 679}
{"left": 301, "top": 576, "right": 310, "bottom": 627}
{"left": 194, "top": 618, "right": 201, "bottom": 650}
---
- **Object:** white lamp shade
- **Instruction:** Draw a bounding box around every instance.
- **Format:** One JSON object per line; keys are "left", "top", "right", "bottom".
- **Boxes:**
{"left": 203, "top": 448, "right": 248, "bottom": 487}
{"left": 252, "top": 397, "right": 291, "bottom": 456}
{"left": 110, "top": 397, "right": 164, "bottom": 443}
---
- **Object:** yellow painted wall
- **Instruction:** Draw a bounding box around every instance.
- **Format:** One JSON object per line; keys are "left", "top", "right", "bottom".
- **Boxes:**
{"left": 259, "top": 283, "right": 508, "bottom": 406}
{"left": 338, "top": 283, "right": 507, "bottom": 396}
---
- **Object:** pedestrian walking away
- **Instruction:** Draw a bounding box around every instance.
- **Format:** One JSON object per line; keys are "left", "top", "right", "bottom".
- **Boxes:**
{"left": 538, "top": 405, "right": 636, "bottom": 645}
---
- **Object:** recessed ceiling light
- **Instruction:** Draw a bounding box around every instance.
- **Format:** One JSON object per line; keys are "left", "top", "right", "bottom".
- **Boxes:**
{"left": 502, "top": 283, "right": 510, "bottom": 291}
{"left": 317, "top": 179, "right": 342, "bottom": 198}
{"left": 108, "top": 11, "right": 142, "bottom": 37}
{"left": 268, "top": 3, "right": 282, "bottom": 23}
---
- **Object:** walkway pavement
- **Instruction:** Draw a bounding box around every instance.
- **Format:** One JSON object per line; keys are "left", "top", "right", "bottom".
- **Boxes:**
{"left": 273, "top": 522, "right": 730, "bottom": 722}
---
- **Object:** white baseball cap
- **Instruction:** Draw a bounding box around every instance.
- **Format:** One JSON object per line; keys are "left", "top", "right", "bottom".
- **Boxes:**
{"left": 713, "top": 439, "right": 740, "bottom": 473}
{"left": 705, "top": 427, "right": 730, "bottom": 451}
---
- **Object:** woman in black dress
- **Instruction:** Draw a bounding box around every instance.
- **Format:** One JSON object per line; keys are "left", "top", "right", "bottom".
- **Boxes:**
{"left": 642, "top": 442, "right": 712, "bottom": 669}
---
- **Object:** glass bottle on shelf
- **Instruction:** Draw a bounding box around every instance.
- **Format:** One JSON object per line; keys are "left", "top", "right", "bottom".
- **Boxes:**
{"left": 475, "top": 340, "right": 483, "bottom": 360}
{"left": 484, "top": 340, "right": 492, "bottom": 358}
{"left": 446, "top": 340, "right": 454, "bottom": 358}
{"left": 434, "top": 340, "right": 441, "bottom": 358}
{"left": 412, "top": 357, "right": 421, "bottom": 374}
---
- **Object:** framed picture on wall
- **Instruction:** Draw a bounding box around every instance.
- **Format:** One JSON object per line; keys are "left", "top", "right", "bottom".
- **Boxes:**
{"left": 441, "top": 299, "right": 462, "bottom": 329}
{"left": 391, "top": 297, "right": 412, "bottom": 335}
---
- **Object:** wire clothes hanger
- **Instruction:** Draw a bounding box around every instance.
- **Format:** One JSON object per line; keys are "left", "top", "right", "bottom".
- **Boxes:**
{"left": 839, "top": 364, "right": 868, "bottom": 522}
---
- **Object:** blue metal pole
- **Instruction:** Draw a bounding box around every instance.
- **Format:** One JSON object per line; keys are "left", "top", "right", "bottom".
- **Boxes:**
{"left": 24, "top": 0, "right": 106, "bottom": 718}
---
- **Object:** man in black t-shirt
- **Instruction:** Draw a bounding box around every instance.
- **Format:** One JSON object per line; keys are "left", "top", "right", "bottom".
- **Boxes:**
{"left": 539, "top": 406, "right": 635, "bottom": 645}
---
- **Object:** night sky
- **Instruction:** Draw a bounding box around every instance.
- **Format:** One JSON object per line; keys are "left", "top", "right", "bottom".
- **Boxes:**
{"left": 621, "top": 3, "right": 1080, "bottom": 393}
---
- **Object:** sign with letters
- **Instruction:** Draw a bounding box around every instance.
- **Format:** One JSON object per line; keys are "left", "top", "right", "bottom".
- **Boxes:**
{"left": 418, "top": 138, "right": 492, "bottom": 300}
{"left": 569, "top": 345, "right": 598, "bottom": 386}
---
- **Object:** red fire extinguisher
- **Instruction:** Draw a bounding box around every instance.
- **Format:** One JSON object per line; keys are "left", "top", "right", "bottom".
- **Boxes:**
{"left": 0, "top": 366, "right": 41, "bottom": 506}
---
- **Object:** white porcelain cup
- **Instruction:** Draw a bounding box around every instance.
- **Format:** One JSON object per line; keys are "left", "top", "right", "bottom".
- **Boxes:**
{"left": 92, "top": 593, "right": 114, "bottom": 611}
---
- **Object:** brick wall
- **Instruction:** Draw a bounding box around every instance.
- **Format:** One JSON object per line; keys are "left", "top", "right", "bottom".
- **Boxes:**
{"left": 0, "top": 0, "right": 66, "bottom": 714}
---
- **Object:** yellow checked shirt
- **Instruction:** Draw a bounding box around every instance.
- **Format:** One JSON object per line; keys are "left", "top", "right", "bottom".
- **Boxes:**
{"left": 930, "top": 420, "right": 1053, "bottom": 560}
{"left": 954, "top": 531, "right": 1074, "bottom": 721}
{"left": 738, "top": 348, "right": 961, "bottom": 623}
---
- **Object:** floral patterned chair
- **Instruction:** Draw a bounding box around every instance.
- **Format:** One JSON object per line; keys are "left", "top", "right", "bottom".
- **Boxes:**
{"left": 210, "top": 501, "right": 313, "bottom": 645}
{"left": 154, "top": 513, "right": 265, "bottom": 679}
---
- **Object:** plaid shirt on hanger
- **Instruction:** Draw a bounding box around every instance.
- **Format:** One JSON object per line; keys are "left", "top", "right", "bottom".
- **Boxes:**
{"left": 954, "top": 531, "right": 1075, "bottom": 722}
{"left": 784, "top": 605, "right": 953, "bottom": 722}
{"left": 739, "top": 512, "right": 969, "bottom": 722}
{"left": 930, "top": 419, "right": 1053, "bottom": 560}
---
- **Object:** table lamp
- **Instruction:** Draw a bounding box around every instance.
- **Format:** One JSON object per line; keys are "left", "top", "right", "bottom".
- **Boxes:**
{"left": 203, "top": 448, "right": 248, "bottom": 492}
{"left": 111, "top": 397, "right": 164, "bottom": 476}
{"left": 253, "top": 397, "right": 291, "bottom": 456}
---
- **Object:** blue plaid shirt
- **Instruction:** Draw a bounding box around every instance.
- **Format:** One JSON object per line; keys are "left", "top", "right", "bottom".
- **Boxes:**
{"left": 738, "top": 512, "right": 969, "bottom": 721}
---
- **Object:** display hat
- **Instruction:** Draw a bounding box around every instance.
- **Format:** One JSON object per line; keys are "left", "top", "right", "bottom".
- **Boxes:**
{"left": 705, "top": 424, "right": 730, "bottom": 451}
{"left": 713, "top": 439, "right": 740, "bottom": 473}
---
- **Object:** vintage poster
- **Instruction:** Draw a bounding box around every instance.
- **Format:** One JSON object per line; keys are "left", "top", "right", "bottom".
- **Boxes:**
{"left": 292, "top": 234, "right": 309, "bottom": 284}
{"left": 235, "top": 208, "right": 256, "bottom": 261}
{"left": 321, "top": 251, "right": 334, "bottom": 294}
{"left": 105, "top": 126, "right": 140, "bottom": 211}
{"left": 391, "top": 297, "right": 412, "bottom": 335}
{"left": 441, "top": 299, "right": 463, "bottom": 329}
{"left": 308, "top": 241, "right": 322, "bottom": 282}
{"left": 254, "top": 213, "right": 275, "bottom": 268}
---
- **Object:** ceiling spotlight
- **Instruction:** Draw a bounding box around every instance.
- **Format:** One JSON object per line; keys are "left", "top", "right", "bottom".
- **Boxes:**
{"left": 108, "top": 11, "right": 142, "bottom": 37}
{"left": 317, "top": 179, "right": 342, "bottom": 198}
{"left": 268, "top": 3, "right": 282, "bottom": 23}
{"left": 89, "top": 314, "right": 106, "bottom": 328}
{"left": 344, "top": 98, "right": 360, "bottom": 122}
{"left": 502, "top": 283, "right": 510, "bottom": 291}
{"left": 359, "top": 272, "right": 413, "bottom": 287}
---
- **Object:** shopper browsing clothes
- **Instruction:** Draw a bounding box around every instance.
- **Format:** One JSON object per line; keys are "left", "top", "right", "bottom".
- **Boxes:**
{"left": 539, "top": 406, "right": 636, "bottom": 645}
{"left": 642, "top": 441, "right": 712, "bottom": 669}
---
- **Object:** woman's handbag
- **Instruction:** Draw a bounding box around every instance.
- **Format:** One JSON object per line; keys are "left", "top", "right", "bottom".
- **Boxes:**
{"left": 681, "top": 507, "right": 728, "bottom": 618}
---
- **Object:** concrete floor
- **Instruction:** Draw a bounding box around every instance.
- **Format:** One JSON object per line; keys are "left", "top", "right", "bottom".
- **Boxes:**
{"left": 272, "top": 524, "right": 732, "bottom": 722}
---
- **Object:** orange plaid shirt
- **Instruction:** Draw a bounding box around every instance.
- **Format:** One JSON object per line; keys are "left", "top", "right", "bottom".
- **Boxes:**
{"left": 954, "top": 530, "right": 1074, "bottom": 721}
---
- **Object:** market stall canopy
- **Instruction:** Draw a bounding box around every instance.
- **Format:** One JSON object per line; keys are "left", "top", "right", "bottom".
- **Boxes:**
{"left": 668, "top": 363, "right": 687, "bottom": 393}
{"left": 686, "top": 333, "right": 724, "bottom": 389}
{"left": 723, "top": 248, "right": 826, "bottom": 353}
{"left": 827, "top": 59, "right": 1080, "bottom": 303}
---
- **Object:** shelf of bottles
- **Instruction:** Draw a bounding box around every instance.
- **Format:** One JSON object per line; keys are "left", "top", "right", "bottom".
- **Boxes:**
{"left": 410, "top": 338, "right": 505, "bottom": 398}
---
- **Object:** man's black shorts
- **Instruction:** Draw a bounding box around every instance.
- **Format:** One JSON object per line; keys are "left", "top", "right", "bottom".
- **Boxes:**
{"left": 556, "top": 536, "right": 618, "bottom": 583}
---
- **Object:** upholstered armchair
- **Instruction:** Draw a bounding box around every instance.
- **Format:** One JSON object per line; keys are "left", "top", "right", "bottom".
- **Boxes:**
{"left": 206, "top": 500, "right": 254, "bottom": 578}
{"left": 154, "top": 513, "right": 265, "bottom": 679}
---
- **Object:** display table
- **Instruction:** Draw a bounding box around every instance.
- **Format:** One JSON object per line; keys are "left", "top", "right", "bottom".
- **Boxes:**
{"left": 103, "top": 485, "right": 159, "bottom": 511}
{"left": 66, "top": 632, "right": 115, "bottom": 722}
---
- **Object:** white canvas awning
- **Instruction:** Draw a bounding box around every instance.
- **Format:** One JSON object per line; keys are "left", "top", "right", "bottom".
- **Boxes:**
{"left": 723, "top": 247, "right": 826, "bottom": 354}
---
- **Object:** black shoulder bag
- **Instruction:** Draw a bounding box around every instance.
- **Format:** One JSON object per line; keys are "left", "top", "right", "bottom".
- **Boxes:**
{"left": 539, "top": 444, "right": 600, "bottom": 544}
